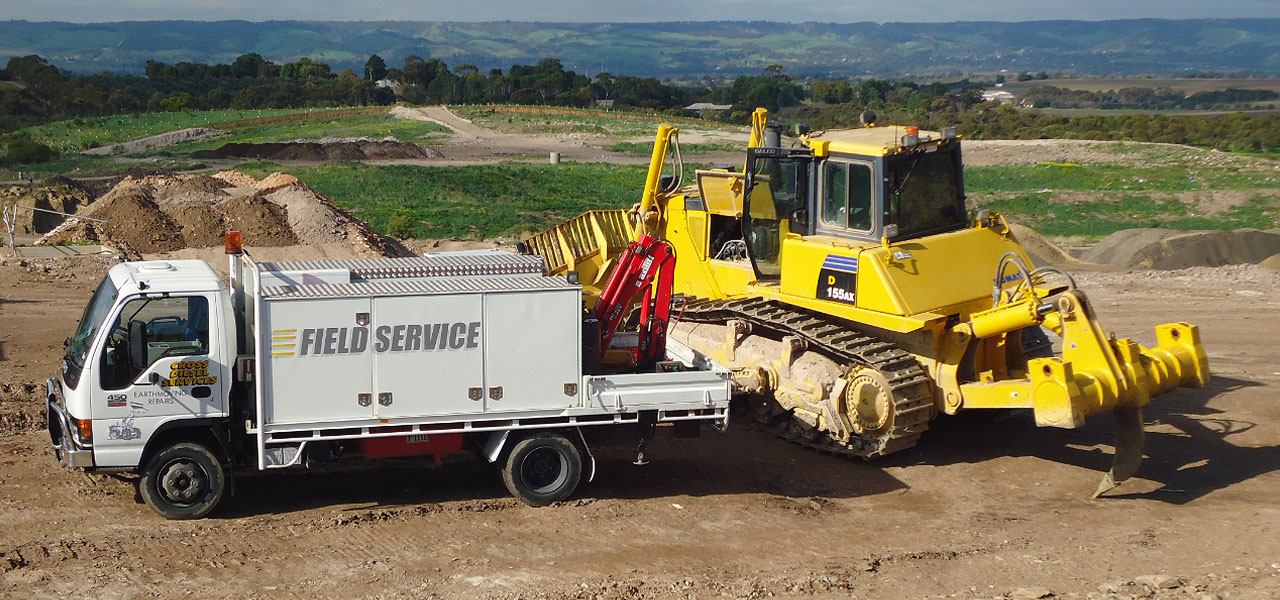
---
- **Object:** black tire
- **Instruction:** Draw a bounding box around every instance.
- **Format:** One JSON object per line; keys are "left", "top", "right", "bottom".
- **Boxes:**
{"left": 500, "top": 432, "right": 582, "bottom": 507}
{"left": 139, "top": 442, "right": 226, "bottom": 520}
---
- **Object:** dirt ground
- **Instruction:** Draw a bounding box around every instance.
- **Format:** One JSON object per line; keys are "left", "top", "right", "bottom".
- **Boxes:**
{"left": 381, "top": 106, "right": 746, "bottom": 167}
{"left": 1, "top": 253, "right": 1277, "bottom": 600}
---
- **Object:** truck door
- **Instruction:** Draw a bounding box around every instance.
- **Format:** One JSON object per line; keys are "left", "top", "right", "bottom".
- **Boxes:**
{"left": 372, "top": 294, "right": 486, "bottom": 418}
{"left": 482, "top": 290, "right": 581, "bottom": 414}
{"left": 91, "top": 293, "right": 227, "bottom": 467}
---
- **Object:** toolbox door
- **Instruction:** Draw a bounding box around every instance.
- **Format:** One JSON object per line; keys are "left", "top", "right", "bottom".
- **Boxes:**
{"left": 261, "top": 298, "right": 374, "bottom": 424}
{"left": 372, "top": 294, "right": 486, "bottom": 418}
{"left": 482, "top": 290, "right": 581, "bottom": 414}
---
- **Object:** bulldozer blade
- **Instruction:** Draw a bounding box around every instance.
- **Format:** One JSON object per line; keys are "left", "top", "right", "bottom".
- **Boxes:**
{"left": 1092, "top": 406, "right": 1145, "bottom": 499}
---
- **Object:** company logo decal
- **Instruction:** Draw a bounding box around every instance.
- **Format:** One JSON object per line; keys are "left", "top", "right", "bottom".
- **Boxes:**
{"left": 163, "top": 360, "right": 217, "bottom": 387}
{"left": 817, "top": 254, "right": 858, "bottom": 305}
{"left": 273, "top": 323, "right": 482, "bottom": 358}
{"left": 821, "top": 254, "right": 859, "bottom": 273}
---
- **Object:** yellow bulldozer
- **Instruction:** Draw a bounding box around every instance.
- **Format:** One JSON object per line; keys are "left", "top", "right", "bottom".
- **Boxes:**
{"left": 521, "top": 109, "right": 1209, "bottom": 496}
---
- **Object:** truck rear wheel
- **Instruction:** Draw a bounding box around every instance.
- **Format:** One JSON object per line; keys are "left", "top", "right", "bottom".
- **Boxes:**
{"left": 139, "top": 442, "right": 226, "bottom": 520}
{"left": 500, "top": 432, "right": 582, "bottom": 506}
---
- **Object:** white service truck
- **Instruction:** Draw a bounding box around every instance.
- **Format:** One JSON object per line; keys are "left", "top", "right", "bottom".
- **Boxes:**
{"left": 47, "top": 237, "right": 730, "bottom": 519}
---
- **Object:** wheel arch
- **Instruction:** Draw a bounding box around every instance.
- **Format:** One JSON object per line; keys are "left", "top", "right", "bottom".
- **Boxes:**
{"left": 139, "top": 419, "right": 233, "bottom": 468}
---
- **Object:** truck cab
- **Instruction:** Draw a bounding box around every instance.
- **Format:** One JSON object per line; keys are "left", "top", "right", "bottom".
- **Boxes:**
{"left": 49, "top": 260, "right": 234, "bottom": 471}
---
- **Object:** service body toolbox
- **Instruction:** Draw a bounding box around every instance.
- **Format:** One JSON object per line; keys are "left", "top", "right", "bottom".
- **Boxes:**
{"left": 48, "top": 244, "right": 730, "bottom": 519}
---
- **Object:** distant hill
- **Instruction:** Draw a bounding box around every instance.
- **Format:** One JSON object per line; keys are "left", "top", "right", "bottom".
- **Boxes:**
{"left": 2, "top": 19, "right": 1279, "bottom": 78}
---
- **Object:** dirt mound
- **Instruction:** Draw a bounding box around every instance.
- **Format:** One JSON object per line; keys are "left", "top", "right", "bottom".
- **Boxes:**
{"left": 215, "top": 194, "right": 299, "bottom": 246}
{"left": 154, "top": 174, "right": 230, "bottom": 200}
{"left": 40, "top": 185, "right": 181, "bottom": 255}
{"left": 37, "top": 171, "right": 411, "bottom": 259}
{"left": 1008, "top": 224, "right": 1081, "bottom": 267}
{"left": 258, "top": 171, "right": 304, "bottom": 191}
{"left": 1, "top": 183, "right": 92, "bottom": 234}
{"left": 1082, "top": 228, "right": 1280, "bottom": 269}
{"left": 155, "top": 191, "right": 226, "bottom": 248}
{"left": 1259, "top": 253, "right": 1280, "bottom": 270}
{"left": 211, "top": 170, "right": 260, "bottom": 188}
{"left": 1081, "top": 229, "right": 1181, "bottom": 265}
{"left": 203, "top": 139, "right": 441, "bottom": 162}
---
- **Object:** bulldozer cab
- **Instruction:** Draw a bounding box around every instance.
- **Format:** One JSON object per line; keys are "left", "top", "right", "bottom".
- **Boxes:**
{"left": 744, "top": 141, "right": 970, "bottom": 282}
{"left": 744, "top": 147, "right": 811, "bottom": 281}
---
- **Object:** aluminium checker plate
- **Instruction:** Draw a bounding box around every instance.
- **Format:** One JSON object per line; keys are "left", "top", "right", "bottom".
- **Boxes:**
{"left": 259, "top": 251, "right": 546, "bottom": 282}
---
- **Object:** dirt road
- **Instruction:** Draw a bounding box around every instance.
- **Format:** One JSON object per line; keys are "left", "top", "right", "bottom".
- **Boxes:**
{"left": 1, "top": 257, "right": 1278, "bottom": 599}
{"left": 382, "top": 106, "right": 743, "bottom": 167}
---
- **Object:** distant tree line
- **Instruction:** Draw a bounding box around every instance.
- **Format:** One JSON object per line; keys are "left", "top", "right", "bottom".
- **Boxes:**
{"left": 0, "top": 53, "right": 813, "bottom": 136}
{"left": 1021, "top": 85, "right": 1279, "bottom": 111}
{"left": 0, "top": 54, "right": 396, "bottom": 133}
{"left": 3, "top": 52, "right": 1278, "bottom": 163}
{"left": 801, "top": 95, "right": 1280, "bottom": 154}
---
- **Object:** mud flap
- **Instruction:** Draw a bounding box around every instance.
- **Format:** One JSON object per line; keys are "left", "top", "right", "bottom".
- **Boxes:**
{"left": 1092, "top": 406, "right": 1144, "bottom": 499}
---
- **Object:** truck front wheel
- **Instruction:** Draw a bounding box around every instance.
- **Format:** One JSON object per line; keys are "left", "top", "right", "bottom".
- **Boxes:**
{"left": 139, "top": 442, "right": 226, "bottom": 519}
{"left": 500, "top": 432, "right": 582, "bottom": 506}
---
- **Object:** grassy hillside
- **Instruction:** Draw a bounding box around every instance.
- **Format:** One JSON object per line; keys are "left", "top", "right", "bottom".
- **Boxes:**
{"left": 454, "top": 106, "right": 732, "bottom": 137}
{"left": 967, "top": 162, "right": 1280, "bottom": 236}
{"left": 234, "top": 158, "right": 1278, "bottom": 240}
{"left": 240, "top": 162, "right": 650, "bottom": 239}
{"left": 4, "top": 19, "right": 1280, "bottom": 78}
{"left": 23, "top": 108, "right": 344, "bottom": 153}
{"left": 5, "top": 107, "right": 1275, "bottom": 239}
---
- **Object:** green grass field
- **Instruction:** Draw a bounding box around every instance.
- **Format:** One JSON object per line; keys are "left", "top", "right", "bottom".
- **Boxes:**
{"left": 966, "top": 163, "right": 1279, "bottom": 194}
{"left": 239, "top": 161, "right": 651, "bottom": 239}
{"left": 0, "top": 110, "right": 450, "bottom": 179}
{"left": 152, "top": 113, "right": 450, "bottom": 156}
{"left": 454, "top": 106, "right": 732, "bottom": 137}
{"left": 606, "top": 141, "right": 740, "bottom": 155}
{"left": 6, "top": 105, "right": 1276, "bottom": 240}
{"left": 19, "top": 108, "right": 333, "bottom": 152}
{"left": 967, "top": 163, "right": 1280, "bottom": 236}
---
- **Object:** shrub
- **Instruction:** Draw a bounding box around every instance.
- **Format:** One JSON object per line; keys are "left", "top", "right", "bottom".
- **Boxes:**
{"left": 2, "top": 138, "right": 58, "bottom": 164}
{"left": 387, "top": 213, "right": 417, "bottom": 239}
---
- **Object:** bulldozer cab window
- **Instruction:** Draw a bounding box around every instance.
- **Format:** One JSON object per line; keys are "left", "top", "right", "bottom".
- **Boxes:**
{"left": 745, "top": 151, "right": 809, "bottom": 280}
{"left": 100, "top": 296, "right": 210, "bottom": 390}
{"left": 884, "top": 146, "right": 966, "bottom": 240}
{"left": 820, "top": 161, "right": 873, "bottom": 233}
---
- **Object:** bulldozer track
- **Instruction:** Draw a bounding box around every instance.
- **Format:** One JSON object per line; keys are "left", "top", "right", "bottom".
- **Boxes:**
{"left": 680, "top": 297, "right": 935, "bottom": 459}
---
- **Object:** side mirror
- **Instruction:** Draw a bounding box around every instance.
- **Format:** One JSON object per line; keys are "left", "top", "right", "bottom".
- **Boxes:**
{"left": 127, "top": 320, "right": 148, "bottom": 372}
{"left": 882, "top": 224, "right": 899, "bottom": 240}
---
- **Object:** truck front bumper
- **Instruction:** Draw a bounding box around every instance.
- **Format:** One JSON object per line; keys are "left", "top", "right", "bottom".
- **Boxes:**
{"left": 46, "top": 378, "right": 94, "bottom": 469}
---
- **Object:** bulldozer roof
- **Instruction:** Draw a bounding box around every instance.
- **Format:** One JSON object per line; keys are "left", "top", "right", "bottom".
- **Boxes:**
{"left": 802, "top": 125, "right": 955, "bottom": 157}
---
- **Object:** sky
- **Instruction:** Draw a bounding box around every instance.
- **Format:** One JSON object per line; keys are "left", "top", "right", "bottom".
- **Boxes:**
{"left": 1, "top": 0, "right": 1279, "bottom": 23}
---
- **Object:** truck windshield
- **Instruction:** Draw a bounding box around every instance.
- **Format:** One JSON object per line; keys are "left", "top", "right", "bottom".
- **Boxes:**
{"left": 63, "top": 275, "right": 117, "bottom": 390}
{"left": 884, "top": 147, "right": 967, "bottom": 240}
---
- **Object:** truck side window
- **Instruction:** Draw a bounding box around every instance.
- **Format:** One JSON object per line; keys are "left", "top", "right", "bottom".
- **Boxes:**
{"left": 100, "top": 296, "right": 210, "bottom": 390}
